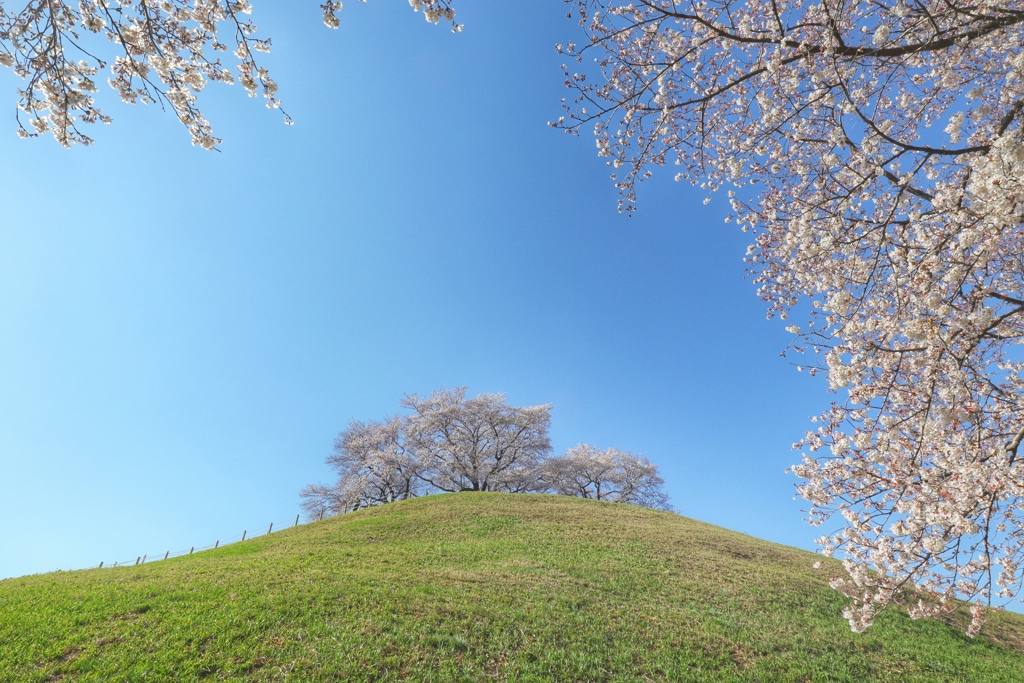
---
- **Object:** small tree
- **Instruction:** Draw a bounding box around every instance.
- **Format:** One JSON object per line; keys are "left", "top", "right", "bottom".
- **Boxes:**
{"left": 544, "top": 444, "right": 672, "bottom": 511}
{"left": 300, "top": 415, "right": 421, "bottom": 517}
{"left": 402, "top": 387, "right": 552, "bottom": 493}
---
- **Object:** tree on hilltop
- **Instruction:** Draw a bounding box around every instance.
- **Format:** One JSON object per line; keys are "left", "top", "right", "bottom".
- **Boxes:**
{"left": 544, "top": 443, "right": 673, "bottom": 511}
{"left": 402, "top": 388, "right": 553, "bottom": 494}
{"left": 300, "top": 389, "right": 674, "bottom": 514}
{"left": 300, "top": 388, "right": 554, "bottom": 514}
{"left": 300, "top": 415, "right": 422, "bottom": 517}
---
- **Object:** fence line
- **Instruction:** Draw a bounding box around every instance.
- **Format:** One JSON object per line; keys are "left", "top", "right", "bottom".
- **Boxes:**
{"left": 90, "top": 509, "right": 325, "bottom": 570}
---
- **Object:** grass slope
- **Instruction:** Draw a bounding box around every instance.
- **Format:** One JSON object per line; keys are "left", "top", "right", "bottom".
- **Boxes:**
{"left": 2, "top": 493, "right": 1024, "bottom": 682}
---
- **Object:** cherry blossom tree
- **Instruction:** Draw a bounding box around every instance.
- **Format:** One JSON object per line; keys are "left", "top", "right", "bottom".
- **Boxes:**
{"left": 402, "top": 387, "right": 553, "bottom": 493}
{"left": 544, "top": 443, "right": 673, "bottom": 511}
{"left": 303, "top": 390, "right": 680, "bottom": 517}
{"left": 552, "top": 0, "right": 1024, "bottom": 635}
{"left": 300, "top": 415, "right": 422, "bottom": 517}
{"left": 300, "top": 388, "right": 558, "bottom": 513}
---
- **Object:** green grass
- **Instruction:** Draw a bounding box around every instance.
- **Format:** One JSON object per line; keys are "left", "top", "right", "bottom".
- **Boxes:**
{"left": 2, "top": 493, "right": 1023, "bottom": 682}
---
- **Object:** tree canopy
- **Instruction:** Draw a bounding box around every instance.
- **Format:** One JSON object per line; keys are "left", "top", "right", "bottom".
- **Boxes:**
{"left": 545, "top": 443, "right": 672, "bottom": 510}
{"left": 300, "top": 388, "right": 673, "bottom": 516}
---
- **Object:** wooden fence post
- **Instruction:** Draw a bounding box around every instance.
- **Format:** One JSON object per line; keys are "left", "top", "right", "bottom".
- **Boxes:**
{"left": 135, "top": 557, "right": 140, "bottom": 566}
{"left": 189, "top": 546, "right": 194, "bottom": 555}
{"left": 295, "top": 514, "right": 299, "bottom": 527}
{"left": 164, "top": 551, "right": 169, "bottom": 561}
{"left": 142, "top": 554, "right": 147, "bottom": 564}
{"left": 99, "top": 562, "right": 103, "bottom": 569}
{"left": 268, "top": 522, "right": 273, "bottom": 534}
{"left": 241, "top": 530, "right": 246, "bottom": 541}
{"left": 319, "top": 509, "right": 324, "bottom": 521}
{"left": 215, "top": 540, "right": 219, "bottom": 549}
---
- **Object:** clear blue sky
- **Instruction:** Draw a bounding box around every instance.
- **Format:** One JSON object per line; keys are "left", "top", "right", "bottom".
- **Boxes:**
{"left": 0, "top": 0, "right": 828, "bottom": 579}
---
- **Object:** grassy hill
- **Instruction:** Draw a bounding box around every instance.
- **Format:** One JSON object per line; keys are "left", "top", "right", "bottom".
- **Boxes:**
{"left": 2, "top": 493, "right": 1024, "bottom": 682}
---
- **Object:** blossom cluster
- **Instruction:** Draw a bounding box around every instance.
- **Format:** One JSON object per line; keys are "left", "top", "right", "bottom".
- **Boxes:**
{"left": 555, "top": 0, "right": 1024, "bottom": 634}
{"left": 0, "top": 0, "right": 291, "bottom": 148}
{"left": 407, "top": 0, "right": 461, "bottom": 31}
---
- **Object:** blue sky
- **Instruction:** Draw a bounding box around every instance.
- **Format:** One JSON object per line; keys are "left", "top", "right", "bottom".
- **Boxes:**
{"left": 0, "top": 0, "right": 828, "bottom": 579}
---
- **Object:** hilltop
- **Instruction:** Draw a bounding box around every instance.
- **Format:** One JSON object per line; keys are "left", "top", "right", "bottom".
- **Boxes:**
{"left": 2, "top": 493, "right": 1023, "bottom": 681}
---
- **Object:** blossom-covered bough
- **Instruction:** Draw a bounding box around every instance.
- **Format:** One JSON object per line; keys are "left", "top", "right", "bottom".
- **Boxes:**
{"left": 5, "top": 0, "right": 1023, "bottom": 636}
{"left": 551, "top": 0, "right": 1024, "bottom": 634}
{"left": 0, "top": 0, "right": 457, "bottom": 148}
{"left": 0, "top": 0, "right": 285, "bottom": 148}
